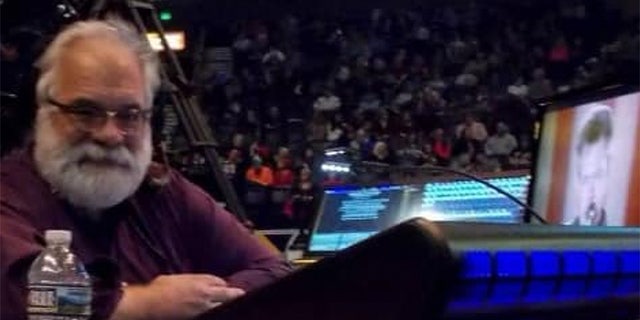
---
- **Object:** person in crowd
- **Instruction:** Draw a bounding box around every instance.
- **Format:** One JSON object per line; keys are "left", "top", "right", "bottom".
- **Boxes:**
{"left": 312, "top": 87, "right": 341, "bottom": 112}
{"left": 430, "top": 128, "right": 452, "bottom": 166}
{"left": 485, "top": 122, "right": 518, "bottom": 165}
{"left": 368, "top": 141, "right": 395, "bottom": 165}
{"left": 246, "top": 155, "right": 275, "bottom": 186}
{"left": 420, "top": 144, "right": 439, "bottom": 166}
{"left": 456, "top": 114, "right": 488, "bottom": 142}
{"left": 273, "top": 151, "right": 295, "bottom": 186}
{"left": 395, "top": 134, "right": 425, "bottom": 166}
{"left": 507, "top": 76, "right": 529, "bottom": 98}
{"left": 223, "top": 148, "right": 243, "bottom": 179}
{"left": 290, "top": 165, "right": 317, "bottom": 233}
{"left": 0, "top": 19, "right": 291, "bottom": 320}
{"left": 456, "top": 114, "right": 488, "bottom": 157}
{"left": 528, "top": 67, "right": 554, "bottom": 99}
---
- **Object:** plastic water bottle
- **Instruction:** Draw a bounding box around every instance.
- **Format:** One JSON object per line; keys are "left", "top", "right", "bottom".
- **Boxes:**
{"left": 27, "top": 230, "right": 92, "bottom": 320}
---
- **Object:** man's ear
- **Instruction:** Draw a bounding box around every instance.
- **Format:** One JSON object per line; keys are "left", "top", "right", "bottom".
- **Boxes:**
{"left": 146, "top": 161, "right": 170, "bottom": 188}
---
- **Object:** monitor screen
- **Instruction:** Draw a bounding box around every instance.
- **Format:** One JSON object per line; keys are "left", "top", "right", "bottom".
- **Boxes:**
{"left": 532, "top": 90, "right": 640, "bottom": 226}
{"left": 308, "top": 185, "right": 414, "bottom": 253}
{"left": 308, "top": 172, "right": 532, "bottom": 254}
{"left": 416, "top": 174, "right": 531, "bottom": 223}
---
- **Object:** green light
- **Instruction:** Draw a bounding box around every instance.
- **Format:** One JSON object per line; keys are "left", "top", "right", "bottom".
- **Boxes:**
{"left": 159, "top": 10, "right": 172, "bottom": 21}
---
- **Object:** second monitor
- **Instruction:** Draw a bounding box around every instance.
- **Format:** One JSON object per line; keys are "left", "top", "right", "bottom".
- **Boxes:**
{"left": 308, "top": 171, "right": 531, "bottom": 254}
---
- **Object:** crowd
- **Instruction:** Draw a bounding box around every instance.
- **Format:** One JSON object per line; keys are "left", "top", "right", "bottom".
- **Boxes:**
{"left": 179, "top": 1, "right": 637, "bottom": 229}
{"left": 1, "top": 1, "right": 637, "bottom": 230}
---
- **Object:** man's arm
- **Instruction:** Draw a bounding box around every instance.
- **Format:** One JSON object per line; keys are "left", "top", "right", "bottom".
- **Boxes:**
{"left": 171, "top": 172, "right": 293, "bottom": 291}
{"left": 110, "top": 274, "right": 244, "bottom": 320}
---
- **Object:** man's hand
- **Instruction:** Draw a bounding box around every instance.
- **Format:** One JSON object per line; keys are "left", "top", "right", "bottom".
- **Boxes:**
{"left": 111, "top": 274, "right": 245, "bottom": 320}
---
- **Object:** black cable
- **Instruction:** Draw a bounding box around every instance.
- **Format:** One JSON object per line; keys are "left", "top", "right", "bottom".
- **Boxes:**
{"left": 358, "top": 161, "right": 548, "bottom": 224}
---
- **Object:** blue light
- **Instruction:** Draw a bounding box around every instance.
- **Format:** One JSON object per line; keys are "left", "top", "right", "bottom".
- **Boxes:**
{"left": 620, "top": 251, "right": 640, "bottom": 274}
{"left": 525, "top": 280, "right": 557, "bottom": 302}
{"left": 461, "top": 251, "right": 492, "bottom": 279}
{"left": 496, "top": 251, "right": 527, "bottom": 278}
{"left": 530, "top": 251, "right": 560, "bottom": 277}
{"left": 325, "top": 184, "right": 399, "bottom": 194}
{"left": 587, "top": 278, "right": 615, "bottom": 297}
{"left": 308, "top": 233, "right": 341, "bottom": 252}
{"left": 449, "top": 248, "right": 639, "bottom": 310}
{"left": 492, "top": 281, "right": 524, "bottom": 304}
{"left": 617, "top": 250, "right": 640, "bottom": 295}
{"left": 616, "top": 276, "right": 640, "bottom": 295}
{"left": 492, "top": 252, "right": 527, "bottom": 303}
{"left": 592, "top": 251, "right": 617, "bottom": 275}
{"left": 558, "top": 279, "right": 587, "bottom": 299}
{"left": 562, "top": 251, "right": 590, "bottom": 276}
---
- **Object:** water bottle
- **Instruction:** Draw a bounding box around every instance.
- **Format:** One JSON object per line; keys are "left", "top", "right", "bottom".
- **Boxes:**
{"left": 27, "top": 230, "right": 92, "bottom": 320}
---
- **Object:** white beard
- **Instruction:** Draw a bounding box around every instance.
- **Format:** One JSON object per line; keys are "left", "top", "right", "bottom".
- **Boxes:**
{"left": 33, "top": 108, "right": 152, "bottom": 214}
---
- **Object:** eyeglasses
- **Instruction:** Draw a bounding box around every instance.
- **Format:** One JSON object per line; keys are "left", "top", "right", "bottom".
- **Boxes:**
{"left": 46, "top": 96, "right": 152, "bottom": 134}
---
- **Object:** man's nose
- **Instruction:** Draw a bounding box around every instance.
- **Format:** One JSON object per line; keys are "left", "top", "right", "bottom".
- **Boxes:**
{"left": 90, "top": 117, "right": 126, "bottom": 147}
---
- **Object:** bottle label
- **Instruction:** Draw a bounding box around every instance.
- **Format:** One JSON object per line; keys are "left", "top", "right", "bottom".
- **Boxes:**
{"left": 27, "top": 284, "right": 91, "bottom": 317}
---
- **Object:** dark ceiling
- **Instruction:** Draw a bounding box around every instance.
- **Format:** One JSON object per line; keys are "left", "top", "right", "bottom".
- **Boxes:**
{"left": 2, "top": 0, "right": 636, "bottom": 39}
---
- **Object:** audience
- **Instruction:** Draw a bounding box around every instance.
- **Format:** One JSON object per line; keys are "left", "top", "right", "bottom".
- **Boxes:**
{"left": 2, "top": 1, "right": 637, "bottom": 230}
{"left": 203, "top": 1, "right": 636, "bottom": 228}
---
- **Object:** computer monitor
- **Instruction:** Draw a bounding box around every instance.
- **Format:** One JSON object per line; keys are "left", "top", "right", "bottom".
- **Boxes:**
{"left": 307, "top": 185, "right": 413, "bottom": 253}
{"left": 308, "top": 172, "right": 532, "bottom": 254}
{"left": 531, "top": 85, "right": 640, "bottom": 226}
{"left": 416, "top": 173, "right": 531, "bottom": 224}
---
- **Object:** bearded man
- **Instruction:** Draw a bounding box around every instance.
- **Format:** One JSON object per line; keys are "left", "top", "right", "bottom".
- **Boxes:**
{"left": 0, "top": 19, "right": 291, "bottom": 319}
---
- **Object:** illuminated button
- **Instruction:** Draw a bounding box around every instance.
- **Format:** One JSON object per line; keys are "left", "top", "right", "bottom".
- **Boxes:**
{"left": 496, "top": 251, "right": 527, "bottom": 278}
{"left": 562, "top": 251, "right": 590, "bottom": 276}
{"left": 616, "top": 250, "right": 640, "bottom": 295}
{"left": 620, "top": 251, "right": 640, "bottom": 274}
{"left": 461, "top": 251, "right": 492, "bottom": 279}
{"left": 493, "top": 251, "right": 527, "bottom": 303}
{"left": 559, "top": 251, "right": 590, "bottom": 299}
{"left": 525, "top": 251, "right": 560, "bottom": 302}
{"left": 592, "top": 251, "right": 618, "bottom": 275}
{"left": 530, "top": 251, "right": 560, "bottom": 277}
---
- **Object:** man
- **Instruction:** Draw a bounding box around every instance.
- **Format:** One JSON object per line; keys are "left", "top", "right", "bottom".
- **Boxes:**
{"left": 456, "top": 114, "right": 488, "bottom": 144}
{"left": 0, "top": 19, "right": 291, "bottom": 319}
{"left": 567, "top": 105, "right": 613, "bottom": 226}
{"left": 484, "top": 122, "right": 518, "bottom": 166}
{"left": 245, "top": 155, "right": 274, "bottom": 186}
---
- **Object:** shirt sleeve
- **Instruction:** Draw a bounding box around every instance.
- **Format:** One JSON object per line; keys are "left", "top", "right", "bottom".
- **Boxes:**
{"left": 170, "top": 172, "right": 293, "bottom": 291}
{"left": 0, "top": 197, "right": 42, "bottom": 319}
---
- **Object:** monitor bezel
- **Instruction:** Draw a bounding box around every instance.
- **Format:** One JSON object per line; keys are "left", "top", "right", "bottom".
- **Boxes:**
{"left": 527, "top": 83, "right": 640, "bottom": 224}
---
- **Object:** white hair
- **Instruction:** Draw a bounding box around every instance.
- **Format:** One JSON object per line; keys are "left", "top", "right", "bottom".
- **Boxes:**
{"left": 32, "top": 18, "right": 157, "bottom": 213}
{"left": 35, "top": 18, "right": 160, "bottom": 107}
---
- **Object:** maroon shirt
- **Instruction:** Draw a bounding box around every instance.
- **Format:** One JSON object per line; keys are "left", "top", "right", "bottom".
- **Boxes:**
{"left": 0, "top": 149, "right": 292, "bottom": 319}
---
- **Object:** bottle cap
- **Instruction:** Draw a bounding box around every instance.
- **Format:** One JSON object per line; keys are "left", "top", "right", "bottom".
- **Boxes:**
{"left": 45, "top": 230, "right": 72, "bottom": 245}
